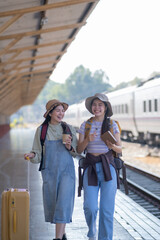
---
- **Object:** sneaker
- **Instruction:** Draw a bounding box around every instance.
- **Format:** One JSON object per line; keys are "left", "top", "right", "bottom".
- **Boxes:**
{"left": 62, "top": 233, "right": 67, "bottom": 240}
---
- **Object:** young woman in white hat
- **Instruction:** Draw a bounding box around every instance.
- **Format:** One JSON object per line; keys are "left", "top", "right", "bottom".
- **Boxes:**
{"left": 77, "top": 93, "right": 122, "bottom": 240}
{"left": 24, "top": 99, "right": 77, "bottom": 240}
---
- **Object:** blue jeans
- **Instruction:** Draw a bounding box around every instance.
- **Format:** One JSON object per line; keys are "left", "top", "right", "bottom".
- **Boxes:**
{"left": 83, "top": 163, "right": 117, "bottom": 240}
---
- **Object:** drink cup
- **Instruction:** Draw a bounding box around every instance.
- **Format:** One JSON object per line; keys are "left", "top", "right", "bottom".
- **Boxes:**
{"left": 62, "top": 134, "right": 70, "bottom": 144}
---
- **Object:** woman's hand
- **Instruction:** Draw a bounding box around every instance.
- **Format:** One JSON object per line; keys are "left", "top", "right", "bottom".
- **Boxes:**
{"left": 24, "top": 152, "right": 35, "bottom": 160}
{"left": 65, "top": 135, "right": 72, "bottom": 151}
{"left": 88, "top": 131, "right": 97, "bottom": 142}
{"left": 106, "top": 139, "right": 122, "bottom": 154}
{"left": 77, "top": 131, "right": 97, "bottom": 154}
{"left": 105, "top": 140, "right": 114, "bottom": 149}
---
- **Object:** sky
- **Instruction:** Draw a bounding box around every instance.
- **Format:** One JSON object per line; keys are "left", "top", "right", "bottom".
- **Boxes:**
{"left": 50, "top": 0, "right": 160, "bottom": 87}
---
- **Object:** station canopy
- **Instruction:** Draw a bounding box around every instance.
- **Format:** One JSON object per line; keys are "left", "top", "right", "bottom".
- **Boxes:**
{"left": 0, "top": 0, "right": 99, "bottom": 116}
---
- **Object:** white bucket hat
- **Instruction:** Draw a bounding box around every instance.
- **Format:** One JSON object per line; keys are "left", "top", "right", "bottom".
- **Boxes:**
{"left": 85, "top": 93, "right": 113, "bottom": 117}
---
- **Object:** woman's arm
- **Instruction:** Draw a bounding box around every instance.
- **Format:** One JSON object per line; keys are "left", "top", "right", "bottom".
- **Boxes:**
{"left": 77, "top": 132, "right": 96, "bottom": 154}
{"left": 24, "top": 127, "right": 42, "bottom": 163}
{"left": 77, "top": 133, "right": 88, "bottom": 154}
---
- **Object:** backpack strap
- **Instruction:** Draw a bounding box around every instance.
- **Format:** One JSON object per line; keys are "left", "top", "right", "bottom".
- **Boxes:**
{"left": 122, "top": 165, "right": 129, "bottom": 195}
{"left": 110, "top": 119, "right": 121, "bottom": 135}
{"left": 84, "top": 117, "right": 94, "bottom": 139}
{"left": 110, "top": 120, "right": 128, "bottom": 194}
{"left": 115, "top": 120, "right": 121, "bottom": 134}
{"left": 39, "top": 122, "right": 48, "bottom": 171}
{"left": 78, "top": 156, "right": 86, "bottom": 197}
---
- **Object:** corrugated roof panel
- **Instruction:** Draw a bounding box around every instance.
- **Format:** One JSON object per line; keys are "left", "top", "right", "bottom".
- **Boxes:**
{"left": 0, "top": 0, "right": 99, "bottom": 116}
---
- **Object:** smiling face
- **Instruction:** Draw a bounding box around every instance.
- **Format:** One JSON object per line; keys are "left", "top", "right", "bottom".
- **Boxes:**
{"left": 91, "top": 98, "right": 106, "bottom": 118}
{"left": 49, "top": 104, "right": 65, "bottom": 124}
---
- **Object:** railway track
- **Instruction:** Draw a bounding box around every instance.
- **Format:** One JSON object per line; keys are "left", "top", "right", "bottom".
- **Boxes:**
{"left": 120, "top": 162, "right": 160, "bottom": 219}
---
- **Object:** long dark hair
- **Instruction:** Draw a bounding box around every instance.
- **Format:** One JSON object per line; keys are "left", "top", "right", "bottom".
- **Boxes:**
{"left": 101, "top": 103, "right": 111, "bottom": 134}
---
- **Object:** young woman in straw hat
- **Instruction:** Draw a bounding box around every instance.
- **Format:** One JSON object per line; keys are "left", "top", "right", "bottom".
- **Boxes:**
{"left": 24, "top": 99, "right": 77, "bottom": 240}
{"left": 77, "top": 93, "right": 122, "bottom": 240}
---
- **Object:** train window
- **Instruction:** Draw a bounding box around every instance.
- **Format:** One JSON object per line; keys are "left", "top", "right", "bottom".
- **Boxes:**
{"left": 115, "top": 106, "right": 117, "bottom": 114}
{"left": 149, "top": 100, "right": 152, "bottom": 112}
{"left": 154, "top": 99, "right": 158, "bottom": 112}
{"left": 113, "top": 106, "right": 115, "bottom": 114}
{"left": 143, "top": 101, "right": 146, "bottom": 112}
{"left": 118, "top": 105, "right": 120, "bottom": 114}
{"left": 122, "top": 105, "right": 124, "bottom": 113}
{"left": 125, "top": 104, "right": 128, "bottom": 113}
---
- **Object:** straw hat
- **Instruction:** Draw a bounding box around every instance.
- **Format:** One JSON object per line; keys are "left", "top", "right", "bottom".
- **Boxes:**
{"left": 85, "top": 93, "right": 113, "bottom": 117}
{"left": 43, "top": 99, "right": 68, "bottom": 118}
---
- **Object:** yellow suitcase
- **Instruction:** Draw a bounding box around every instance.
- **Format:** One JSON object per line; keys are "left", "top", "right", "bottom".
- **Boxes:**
{"left": 1, "top": 188, "right": 30, "bottom": 240}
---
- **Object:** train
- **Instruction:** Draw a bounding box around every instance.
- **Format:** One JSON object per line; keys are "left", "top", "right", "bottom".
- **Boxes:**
{"left": 64, "top": 77, "right": 160, "bottom": 146}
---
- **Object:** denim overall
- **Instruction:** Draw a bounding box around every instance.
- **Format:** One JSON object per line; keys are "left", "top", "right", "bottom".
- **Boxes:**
{"left": 83, "top": 162, "right": 117, "bottom": 240}
{"left": 41, "top": 139, "right": 75, "bottom": 223}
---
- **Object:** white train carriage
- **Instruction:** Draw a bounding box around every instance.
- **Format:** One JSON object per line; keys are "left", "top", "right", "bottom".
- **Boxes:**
{"left": 64, "top": 77, "right": 160, "bottom": 145}
{"left": 64, "top": 100, "right": 92, "bottom": 129}
{"left": 134, "top": 79, "right": 160, "bottom": 143}
{"left": 63, "top": 103, "right": 78, "bottom": 127}
{"left": 106, "top": 86, "right": 138, "bottom": 139}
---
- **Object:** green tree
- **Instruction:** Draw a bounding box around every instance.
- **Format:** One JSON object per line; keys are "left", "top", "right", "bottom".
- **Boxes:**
{"left": 130, "top": 77, "right": 142, "bottom": 86}
{"left": 64, "top": 65, "right": 112, "bottom": 104}
{"left": 36, "top": 80, "right": 59, "bottom": 105}
{"left": 35, "top": 65, "right": 112, "bottom": 105}
{"left": 112, "top": 77, "right": 143, "bottom": 91}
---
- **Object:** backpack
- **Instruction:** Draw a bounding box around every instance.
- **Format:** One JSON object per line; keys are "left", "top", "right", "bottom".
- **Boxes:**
{"left": 39, "top": 121, "right": 72, "bottom": 171}
{"left": 78, "top": 117, "right": 128, "bottom": 196}
{"left": 84, "top": 117, "right": 121, "bottom": 139}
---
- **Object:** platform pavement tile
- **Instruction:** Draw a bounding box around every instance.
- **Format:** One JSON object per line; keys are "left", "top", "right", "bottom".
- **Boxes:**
{"left": 127, "top": 230, "right": 143, "bottom": 240}
{"left": 114, "top": 212, "right": 144, "bottom": 238}
{"left": 115, "top": 191, "right": 160, "bottom": 239}
{"left": 0, "top": 129, "right": 153, "bottom": 240}
{"left": 117, "top": 191, "right": 159, "bottom": 225}
{"left": 113, "top": 222, "right": 135, "bottom": 240}
{"left": 116, "top": 202, "right": 160, "bottom": 238}
{"left": 115, "top": 208, "right": 152, "bottom": 239}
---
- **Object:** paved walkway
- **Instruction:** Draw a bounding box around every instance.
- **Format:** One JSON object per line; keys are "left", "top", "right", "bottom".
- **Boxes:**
{"left": 0, "top": 128, "right": 160, "bottom": 240}
{"left": 28, "top": 160, "right": 135, "bottom": 240}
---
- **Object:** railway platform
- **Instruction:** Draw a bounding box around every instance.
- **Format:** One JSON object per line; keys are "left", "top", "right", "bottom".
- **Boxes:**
{"left": 0, "top": 128, "right": 160, "bottom": 240}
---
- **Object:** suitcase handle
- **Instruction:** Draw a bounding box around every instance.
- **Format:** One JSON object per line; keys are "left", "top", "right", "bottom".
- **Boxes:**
{"left": 13, "top": 210, "right": 17, "bottom": 233}
{"left": 8, "top": 190, "right": 17, "bottom": 237}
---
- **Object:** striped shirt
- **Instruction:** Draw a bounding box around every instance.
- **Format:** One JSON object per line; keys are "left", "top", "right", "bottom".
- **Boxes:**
{"left": 79, "top": 120, "right": 119, "bottom": 154}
